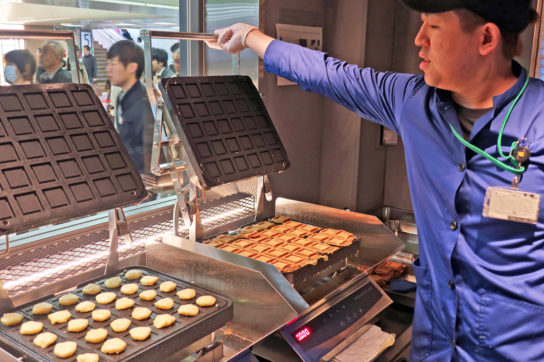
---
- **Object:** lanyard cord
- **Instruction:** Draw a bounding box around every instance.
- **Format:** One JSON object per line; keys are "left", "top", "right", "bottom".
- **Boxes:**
{"left": 449, "top": 75, "right": 530, "bottom": 175}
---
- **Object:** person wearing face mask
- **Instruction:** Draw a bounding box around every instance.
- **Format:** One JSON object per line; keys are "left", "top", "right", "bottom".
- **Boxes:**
{"left": 4, "top": 49, "right": 36, "bottom": 85}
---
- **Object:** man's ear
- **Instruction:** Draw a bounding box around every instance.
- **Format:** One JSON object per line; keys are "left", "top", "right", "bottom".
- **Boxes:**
{"left": 479, "top": 22, "right": 501, "bottom": 56}
{"left": 126, "top": 62, "right": 138, "bottom": 76}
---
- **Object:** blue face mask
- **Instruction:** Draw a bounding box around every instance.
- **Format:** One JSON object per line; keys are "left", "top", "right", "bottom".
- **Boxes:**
{"left": 4, "top": 65, "right": 18, "bottom": 84}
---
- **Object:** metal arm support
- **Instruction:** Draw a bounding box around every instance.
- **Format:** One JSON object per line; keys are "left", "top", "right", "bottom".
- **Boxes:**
{"left": 105, "top": 208, "right": 133, "bottom": 274}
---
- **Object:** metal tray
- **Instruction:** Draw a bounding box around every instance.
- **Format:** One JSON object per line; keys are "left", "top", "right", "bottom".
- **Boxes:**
{"left": 0, "top": 84, "right": 146, "bottom": 235}
{"left": 0, "top": 266, "right": 233, "bottom": 361}
{"left": 159, "top": 76, "right": 289, "bottom": 188}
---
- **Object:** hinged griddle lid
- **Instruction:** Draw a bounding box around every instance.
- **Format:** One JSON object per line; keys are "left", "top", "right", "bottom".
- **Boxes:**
{"left": 0, "top": 83, "right": 146, "bottom": 235}
{"left": 159, "top": 75, "right": 289, "bottom": 189}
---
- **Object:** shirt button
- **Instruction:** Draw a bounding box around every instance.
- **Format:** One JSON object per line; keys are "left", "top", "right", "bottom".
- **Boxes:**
{"left": 450, "top": 339, "right": 456, "bottom": 347}
{"left": 450, "top": 220, "right": 458, "bottom": 230}
{"left": 448, "top": 280, "right": 455, "bottom": 289}
{"left": 458, "top": 162, "right": 466, "bottom": 172}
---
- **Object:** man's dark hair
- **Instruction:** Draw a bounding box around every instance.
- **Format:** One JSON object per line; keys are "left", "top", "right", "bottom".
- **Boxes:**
{"left": 151, "top": 48, "right": 168, "bottom": 67}
{"left": 170, "top": 42, "right": 180, "bottom": 53}
{"left": 83, "top": 45, "right": 91, "bottom": 52}
{"left": 107, "top": 40, "right": 144, "bottom": 78}
{"left": 5, "top": 49, "right": 36, "bottom": 82}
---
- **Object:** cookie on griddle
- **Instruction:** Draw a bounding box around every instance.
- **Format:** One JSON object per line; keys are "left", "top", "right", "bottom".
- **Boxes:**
{"left": 85, "top": 328, "right": 108, "bottom": 343}
{"left": 75, "top": 301, "right": 96, "bottom": 313}
{"left": 159, "top": 281, "right": 177, "bottom": 292}
{"left": 125, "top": 269, "right": 142, "bottom": 280}
{"left": 129, "top": 326, "right": 151, "bottom": 341}
{"left": 110, "top": 318, "right": 131, "bottom": 333}
{"left": 59, "top": 293, "right": 79, "bottom": 306}
{"left": 20, "top": 321, "right": 43, "bottom": 335}
{"left": 32, "top": 302, "right": 52, "bottom": 315}
{"left": 33, "top": 332, "right": 57, "bottom": 348}
{"left": 153, "top": 314, "right": 175, "bottom": 328}
{"left": 82, "top": 283, "right": 101, "bottom": 295}
{"left": 54, "top": 341, "right": 77, "bottom": 358}
{"left": 48, "top": 310, "right": 71, "bottom": 324}
{"left": 140, "top": 275, "right": 159, "bottom": 286}
{"left": 1, "top": 313, "right": 23, "bottom": 326}
{"left": 101, "top": 337, "right": 126, "bottom": 354}
{"left": 196, "top": 295, "right": 216, "bottom": 307}
{"left": 104, "top": 276, "right": 122, "bottom": 289}
{"left": 77, "top": 353, "right": 99, "bottom": 362}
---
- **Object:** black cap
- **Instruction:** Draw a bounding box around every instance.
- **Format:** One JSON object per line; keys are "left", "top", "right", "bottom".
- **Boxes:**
{"left": 402, "top": 0, "right": 533, "bottom": 33}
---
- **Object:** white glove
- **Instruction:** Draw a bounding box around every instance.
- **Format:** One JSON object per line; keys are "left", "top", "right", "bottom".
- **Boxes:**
{"left": 210, "top": 23, "right": 257, "bottom": 54}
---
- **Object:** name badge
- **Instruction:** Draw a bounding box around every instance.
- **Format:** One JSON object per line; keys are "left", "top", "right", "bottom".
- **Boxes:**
{"left": 483, "top": 186, "right": 541, "bottom": 224}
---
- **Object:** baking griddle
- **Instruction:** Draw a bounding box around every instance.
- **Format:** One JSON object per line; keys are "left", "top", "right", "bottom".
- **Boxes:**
{"left": 0, "top": 266, "right": 233, "bottom": 362}
{"left": 0, "top": 84, "right": 146, "bottom": 235}
{"left": 159, "top": 76, "right": 289, "bottom": 188}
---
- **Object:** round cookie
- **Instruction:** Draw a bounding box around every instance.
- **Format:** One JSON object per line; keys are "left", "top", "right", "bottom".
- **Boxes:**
{"left": 120, "top": 283, "right": 139, "bottom": 295}
{"left": 68, "top": 318, "right": 89, "bottom": 332}
{"left": 115, "top": 297, "right": 135, "bottom": 310}
{"left": 33, "top": 332, "right": 57, "bottom": 348}
{"left": 54, "top": 341, "right": 77, "bottom": 359}
{"left": 124, "top": 269, "right": 142, "bottom": 280}
{"left": 75, "top": 301, "right": 96, "bottom": 313}
{"left": 110, "top": 318, "right": 131, "bottom": 333}
{"left": 96, "top": 292, "right": 116, "bottom": 304}
{"left": 48, "top": 310, "right": 72, "bottom": 324}
{"left": 59, "top": 293, "right": 79, "bottom": 306}
{"left": 129, "top": 326, "right": 152, "bottom": 341}
{"left": 178, "top": 304, "right": 199, "bottom": 317}
{"left": 154, "top": 297, "right": 174, "bottom": 310}
{"left": 101, "top": 338, "right": 127, "bottom": 354}
{"left": 131, "top": 307, "right": 152, "bottom": 320}
{"left": 92, "top": 309, "right": 111, "bottom": 322}
{"left": 1, "top": 313, "right": 23, "bottom": 326}
{"left": 177, "top": 288, "right": 196, "bottom": 300}
{"left": 153, "top": 314, "right": 176, "bottom": 329}
{"left": 159, "top": 281, "right": 177, "bottom": 292}
{"left": 32, "top": 302, "right": 52, "bottom": 315}
{"left": 20, "top": 321, "right": 43, "bottom": 335}
{"left": 196, "top": 295, "right": 216, "bottom": 307}
{"left": 139, "top": 289, "right": 157, "bottom": 301}
{"left": 140, "top": 275, "right": 158, "bottom": 286}
{"left": 104, "top": 276, "right": 122, "bottom": 289}
{"left": 82, "top": 283, "right": 101, "bottom": 295}
{"left": 77, "top": 353, "right": 99, "bottom": 362}
{"left": 85, "top": 328, "right": 108, "bottom": 343}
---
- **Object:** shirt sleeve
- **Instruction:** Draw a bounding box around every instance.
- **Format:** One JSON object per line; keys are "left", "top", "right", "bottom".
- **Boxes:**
{"left": 263, "top": 40, "right": 422, "bottom": 134}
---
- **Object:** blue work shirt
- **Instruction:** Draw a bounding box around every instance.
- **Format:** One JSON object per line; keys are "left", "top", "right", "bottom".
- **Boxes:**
{"left": 264, "top": 40, "right": 544, "bottom": 361}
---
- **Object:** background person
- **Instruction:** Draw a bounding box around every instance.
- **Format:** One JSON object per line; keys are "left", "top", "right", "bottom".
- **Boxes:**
{"left": 151, "top": 47, "right": 175, "bottom": 83}
{"left": 82, "top": 45, "right": 97, "bottom": 84}
{"left": 209, "top": 0, "right": 544, "bottom": 360}
{"left": 36, "top": 40, "right": 71, "bottom": 84}
{"left": 4, "top": 49, "right": 36, "bottom": 85}
{"left": 106, "top": 40, "right": 154, "bottom": 173}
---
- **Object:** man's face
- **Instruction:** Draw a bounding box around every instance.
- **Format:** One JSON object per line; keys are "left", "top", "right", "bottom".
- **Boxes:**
{"left": 151, "top": 59, "right": 161, "bottom": 73}
{"left": 83, "top": 48, "right": 90, "bottom": 56}
{"left": 39, "top": 44, "right": 61, "bottom": 70}
{"left": 172, "top": 52, "right": 180, "bottom": 74}
{"left": 415, "top": 11, "right": 480, "bottom": 92}
{"left": 107, "top": 56, "right": 135, "bottom": 89}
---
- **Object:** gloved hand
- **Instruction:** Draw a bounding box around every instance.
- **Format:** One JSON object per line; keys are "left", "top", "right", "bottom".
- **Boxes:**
{"left": 207, "top": 23, "right": 257, "bottom": 54}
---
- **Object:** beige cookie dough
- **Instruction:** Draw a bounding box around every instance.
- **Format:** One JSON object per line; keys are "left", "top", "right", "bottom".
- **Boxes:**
{"left": 32, "top": 302, "right": 53, "bottom": 315}
{"left": 77, "top": 353, "right": 99, "bottom": 362}
{"left": 115, "top": 297, "right": 135, "bottom": 310}
{"left": 196, "top": 295, "right": 216, "bottom": 307}
{"left": 153, "top": 314, "right": 176, "bottom": 329}
{"left": 59, "top": 293, "right": 79, "bottom": 306}
{"left": 96, "top": 292, "right": 116, "bottom": 304}
{"left": 75, "top": 301, "right": 96, "bottom": 313}
{"left": 92, "top": 309, "right": 111, "bottom": 322}
{"left": 139, "top": 289, "right": 157, "bottom": 301}
{"left": 54, "top": 341, "right": 77, "bottom": 358}
{"left": 120, "top": 283, "right": 139, "bottom": 295}
{"left": 67, "top": 318, "right": 88, "bottom": 332}
{"left": 131, "top": 307, "right": 152, "bottom": 320}
{"left": 154, "top": 297, "right": 174, "bottom": 310}
{"left": 82, "top": 283, "right": 102, "bottom": 295}
{"left": 124, "top": 269, "right": 142, "bottom": 280}
{"left": 1, "top": 313, "right": 23, "bottom": 326}
{"left": 159, "top": 281, "right": 177, "bottom": 292}
{"left": 33, "top": 332, "right": 57, "bottom": 348}
{"left": 178, "top": 304, "right": 199, "bottom": 317}
{"left": 20, "top": 321, "right": 43, "bottom": 335}
{"left": 110, "top": 318, "right": 131, "bottom": 333}
{"left": 101, "top": 338, "right": 127, "bottom": 354}
{"left": 129, "top": 326, "right": 152, "bottom": 341}
{"left": 140, "top": 275, "right": 159, "bottom": 286}
{"left": 104, "top": 276, "right": 122, "bottom": 289}
{"left": 177, "top": 288, "right": 196, "bottom": 300}
{"left": 85, "top": 328, "right": 108, "bottom": 343}
{"left": 48, "top": 310, "right": 72, "bottom": 324}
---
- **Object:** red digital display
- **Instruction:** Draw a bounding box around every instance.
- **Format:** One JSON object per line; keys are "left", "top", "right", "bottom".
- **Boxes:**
{"left": 294, "top": 327, "right": 312, "bottom": 342}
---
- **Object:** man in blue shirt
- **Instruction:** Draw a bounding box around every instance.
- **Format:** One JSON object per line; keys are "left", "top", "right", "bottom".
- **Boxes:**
{"left": 210, "top": 0, "right": 544, "bottom": 360}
